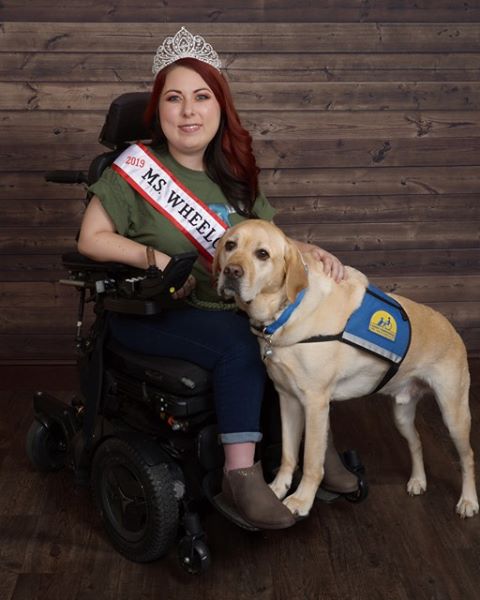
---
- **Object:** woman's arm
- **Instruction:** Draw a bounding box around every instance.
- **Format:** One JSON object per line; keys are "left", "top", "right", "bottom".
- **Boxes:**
{"left": 77, "top": 195, "right": 196, "bottom": 299}
{"left": 77, "top": 195, "right": 171, "bottom": 270}
{"left": 293, "top": 239, "right": 346, "bottom": 283}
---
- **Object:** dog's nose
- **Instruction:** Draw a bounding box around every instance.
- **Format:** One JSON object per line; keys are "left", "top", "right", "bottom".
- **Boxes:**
{"left": 223, "top": 264, "right": 244, "bottom": 279}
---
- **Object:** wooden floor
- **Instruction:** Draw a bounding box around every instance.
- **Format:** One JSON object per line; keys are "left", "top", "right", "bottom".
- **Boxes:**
{"left": 1, "top": 360, "right": 479, "bottom": 600}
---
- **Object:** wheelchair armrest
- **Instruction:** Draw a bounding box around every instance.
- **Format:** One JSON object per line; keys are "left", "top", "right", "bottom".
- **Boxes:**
{"left": 60, "top": 250, "right": 198, "bottom": 315}
{"left": 62, "top": 252, "right": 141, "bottom": 276}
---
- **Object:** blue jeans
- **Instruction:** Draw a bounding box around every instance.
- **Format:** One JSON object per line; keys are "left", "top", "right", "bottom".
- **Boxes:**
{"left": 108, "top": 307, "right": 266, "bottom": 444}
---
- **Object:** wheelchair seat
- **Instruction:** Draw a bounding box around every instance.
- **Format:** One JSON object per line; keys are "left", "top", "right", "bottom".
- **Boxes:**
{"left": 60, "top": 246, "right": 215, "bottom": 419}
{"left": 104, "top": 339, "right": 213, "bottom": 418}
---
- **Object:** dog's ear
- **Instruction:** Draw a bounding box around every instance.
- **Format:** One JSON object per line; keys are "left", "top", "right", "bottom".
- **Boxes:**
{"left": 212, "top": 233, "right": 226, "bottom": 275}
{"left": 285, "top": 240, "right": 309, "bottom": 303}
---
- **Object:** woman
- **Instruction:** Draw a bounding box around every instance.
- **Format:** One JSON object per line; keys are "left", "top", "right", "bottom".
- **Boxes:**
{"left": 78, "top": 28, "right": 358, "bottom": 530}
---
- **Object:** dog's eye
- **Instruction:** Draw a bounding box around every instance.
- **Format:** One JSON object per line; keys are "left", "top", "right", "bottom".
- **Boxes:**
{"left": 225, "top": 241, "right": 236, "bottom": 251}
{"left": 255, "top": 248, "right": 270, "bottom": 261}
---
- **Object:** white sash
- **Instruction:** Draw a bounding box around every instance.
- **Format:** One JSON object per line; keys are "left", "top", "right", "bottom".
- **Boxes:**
{"left": 112, "top": 143, "right": 228, "bottom": 261}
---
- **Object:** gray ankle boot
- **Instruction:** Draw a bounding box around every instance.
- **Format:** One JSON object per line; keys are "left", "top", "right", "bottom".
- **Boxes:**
{"left": 222, "top": 462, "right": 296, "bottom": 529}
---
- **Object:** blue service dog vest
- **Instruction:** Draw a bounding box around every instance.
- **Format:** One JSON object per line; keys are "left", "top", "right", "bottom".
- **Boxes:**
{"left": 299, "top": 284, "right": 411, "bottom": 393}
{"left": 342, "top": 285, "right": 411, "bottom": 365}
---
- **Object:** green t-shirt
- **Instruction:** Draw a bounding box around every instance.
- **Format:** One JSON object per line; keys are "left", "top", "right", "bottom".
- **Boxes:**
{"left": 88, "top": 147, "right": 275, "bottom": 308}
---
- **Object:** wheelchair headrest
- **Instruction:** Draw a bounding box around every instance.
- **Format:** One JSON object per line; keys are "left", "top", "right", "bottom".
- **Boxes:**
{"left": 99, "top": 92, "right": 151, "bottom": 148}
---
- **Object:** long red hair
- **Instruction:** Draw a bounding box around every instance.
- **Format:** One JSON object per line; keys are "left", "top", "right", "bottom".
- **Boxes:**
{"left": 144, "top": 58, "right": 260, "bottom": 215}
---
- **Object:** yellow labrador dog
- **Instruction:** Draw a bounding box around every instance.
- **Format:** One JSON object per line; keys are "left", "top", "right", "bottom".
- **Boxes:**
{"left": 214, "top": 219, "right": 478, "bottom": 519}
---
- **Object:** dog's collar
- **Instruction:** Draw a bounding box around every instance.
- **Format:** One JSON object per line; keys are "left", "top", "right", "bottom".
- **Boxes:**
{"left": 256, "top": 288, "right": 307, "bottom": 337}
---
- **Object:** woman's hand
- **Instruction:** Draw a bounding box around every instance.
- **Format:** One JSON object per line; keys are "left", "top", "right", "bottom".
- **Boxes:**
{"left": 294, "top": 240, "right": 347, "bottom": 283}
{"left": 308, "top": 246, "right": 346, "bottom": 283}
{"left": 172, "top": 274, "right": 197, "bottom": 300}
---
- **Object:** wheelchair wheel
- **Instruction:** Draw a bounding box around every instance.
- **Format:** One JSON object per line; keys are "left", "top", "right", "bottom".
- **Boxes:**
{"left": 91, "top": 437, "right": 179, "bottom": 563}
{"left": 178, "top": 536, "right": 211, "bottom": 575}
{"left": 26, "top": 419, "right": 67, "bottom": 472}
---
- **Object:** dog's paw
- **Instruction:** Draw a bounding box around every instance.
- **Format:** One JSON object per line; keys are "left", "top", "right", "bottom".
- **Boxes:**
{"left": 269, "top": 474, "right": 292, "bottom": 501}
{"left": 456, "top": 497, "right": 479, "bottom": 518}
{"left": 283, "top": 493, "right": 313, "bottom": 518}
{"left": 407, "top": 477, "right": 427, "bottom": 496}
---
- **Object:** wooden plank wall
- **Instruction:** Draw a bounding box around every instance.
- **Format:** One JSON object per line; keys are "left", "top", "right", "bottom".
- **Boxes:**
{"left": 1, "top": 1, "right": 479, "bottom": 374}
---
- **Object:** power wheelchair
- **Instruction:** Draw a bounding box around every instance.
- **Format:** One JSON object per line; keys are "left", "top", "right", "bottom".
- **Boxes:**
{"left": 26, "top": 92, "right": 368, "bottom": 574}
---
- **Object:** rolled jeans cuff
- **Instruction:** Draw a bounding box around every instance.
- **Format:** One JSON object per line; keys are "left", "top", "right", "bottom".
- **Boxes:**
{"left": 219, "top": 431, "right": 263, "bottom": 444}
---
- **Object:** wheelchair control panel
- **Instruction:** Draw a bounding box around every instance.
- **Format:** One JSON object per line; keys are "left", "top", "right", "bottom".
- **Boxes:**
{"left": 72, "top": 251, "right": 199, "bottom": 300}
{"left": 120, "top": 252, "right": 198, "bottom": 300}
{"left": 60, "top": 250, "right": 199, "bottom": 325}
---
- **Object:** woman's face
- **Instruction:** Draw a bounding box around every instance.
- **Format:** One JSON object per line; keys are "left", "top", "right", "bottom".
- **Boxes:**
{"left": 158, "top": 65, "right": 221, "bottom": 169}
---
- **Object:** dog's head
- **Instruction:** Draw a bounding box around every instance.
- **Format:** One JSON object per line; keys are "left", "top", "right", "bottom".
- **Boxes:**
{"left": 213, "top": 220, "right": 308, "bottom": 315}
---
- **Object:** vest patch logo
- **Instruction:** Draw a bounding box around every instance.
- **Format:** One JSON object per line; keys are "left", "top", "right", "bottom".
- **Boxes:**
{"left": 369, "top": 310, "right": 397, "bottom": 341}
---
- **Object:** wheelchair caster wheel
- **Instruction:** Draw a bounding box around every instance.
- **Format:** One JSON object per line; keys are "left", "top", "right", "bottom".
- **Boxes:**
{"left": 344, "top": 476, "right": 369, "bottom": 503}
{"left": 178, "top": 536, "right": 211, "bottom": 575}
{"left": 92, "top": 437, "right": 179, "bottom": 563}
{"left": 26, "top": 419, "right": 67, "bottom": 472}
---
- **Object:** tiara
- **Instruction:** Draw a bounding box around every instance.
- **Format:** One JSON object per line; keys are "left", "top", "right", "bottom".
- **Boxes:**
{"left": 152, "top": 27, "right": 222, "bottom": 76}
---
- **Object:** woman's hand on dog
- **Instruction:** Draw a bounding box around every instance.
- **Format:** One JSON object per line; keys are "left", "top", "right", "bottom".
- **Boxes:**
{"left": 308, "top": 246, "right": 347, "bottom": 282}
{"left": 294, "top": 240, "right": 347, "bottom": 282}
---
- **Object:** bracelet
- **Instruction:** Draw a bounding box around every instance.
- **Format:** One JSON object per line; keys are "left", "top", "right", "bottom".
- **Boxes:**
{"left": 146, "top": 246, "right": 156, "bottom": 268}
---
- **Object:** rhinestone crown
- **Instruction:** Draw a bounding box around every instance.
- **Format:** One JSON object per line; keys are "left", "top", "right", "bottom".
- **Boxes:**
{"left": 152, "top": 27, "right": 222, "bottom": 76}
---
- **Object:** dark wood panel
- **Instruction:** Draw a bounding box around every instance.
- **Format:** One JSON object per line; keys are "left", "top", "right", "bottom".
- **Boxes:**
{"left": 0, "top": 111, "right": 106, "bottom": 145}
{"left": 4, "top": 111, "right": 480, "bottom": 145}
{"left": 337, "top": 248, "right": 480, "bottom": 276}
{"left": 4, "top": 52, "right": 480, "bottom": 83}
{"left": 272, "top": 194, "right": 480, "bottom": 223}
{"left": 2, "top": 1, "right": 480, "bottom": 22}
{"left": 255, "top": 138, "right": 480, "bottom": 169}
{"left": 370, "top": 275, "right": 480, "bottom": 304}
{"left": 260, "top": 166, "right": 480, "bottom": 196}
{"left": 4, "top": 81, "right": 480, "bottom": 111}
{"left": 0, "top": 256, "right": 67, "bottom": 282}
{"left": 3, "top": 166, "right": 480, "bottom": 199}
{"left": 225, "top": 53, "right": 480, "bottom": 83}
{"left": 4, "top": 138, "right": 480, "bottom": 172}
{"left": 0, "top": 199, "right": 85, "bottom": 227}
{"left": 428, "top": 302, "right": 480, "bottom": 329}
{"left": 220, "top": 82, "right": 480, "bottom": 111}
{"left": 0, "top": 174, "right": 87, "bottom": 199}
{"left": 280, "top": 221, "right": 480, "bottom": 251}
{"left": 0, "top": 309, "right": 93, "bottom": 335}
{"left": 0, "top": 282, "right": 79, "bottom": 307}
{"left": 243, "top": 111, "right": 480, "bottom": 140}
{"left": 0, "top": 228, "right": 77, "bottom": 254}
{"left": 3, "top": 23, "right": 480, "bottom": 53}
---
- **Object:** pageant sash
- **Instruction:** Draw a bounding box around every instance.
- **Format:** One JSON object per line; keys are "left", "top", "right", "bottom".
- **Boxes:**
{"left": 112, "top": 143, "right": 228, "bottom": 261}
